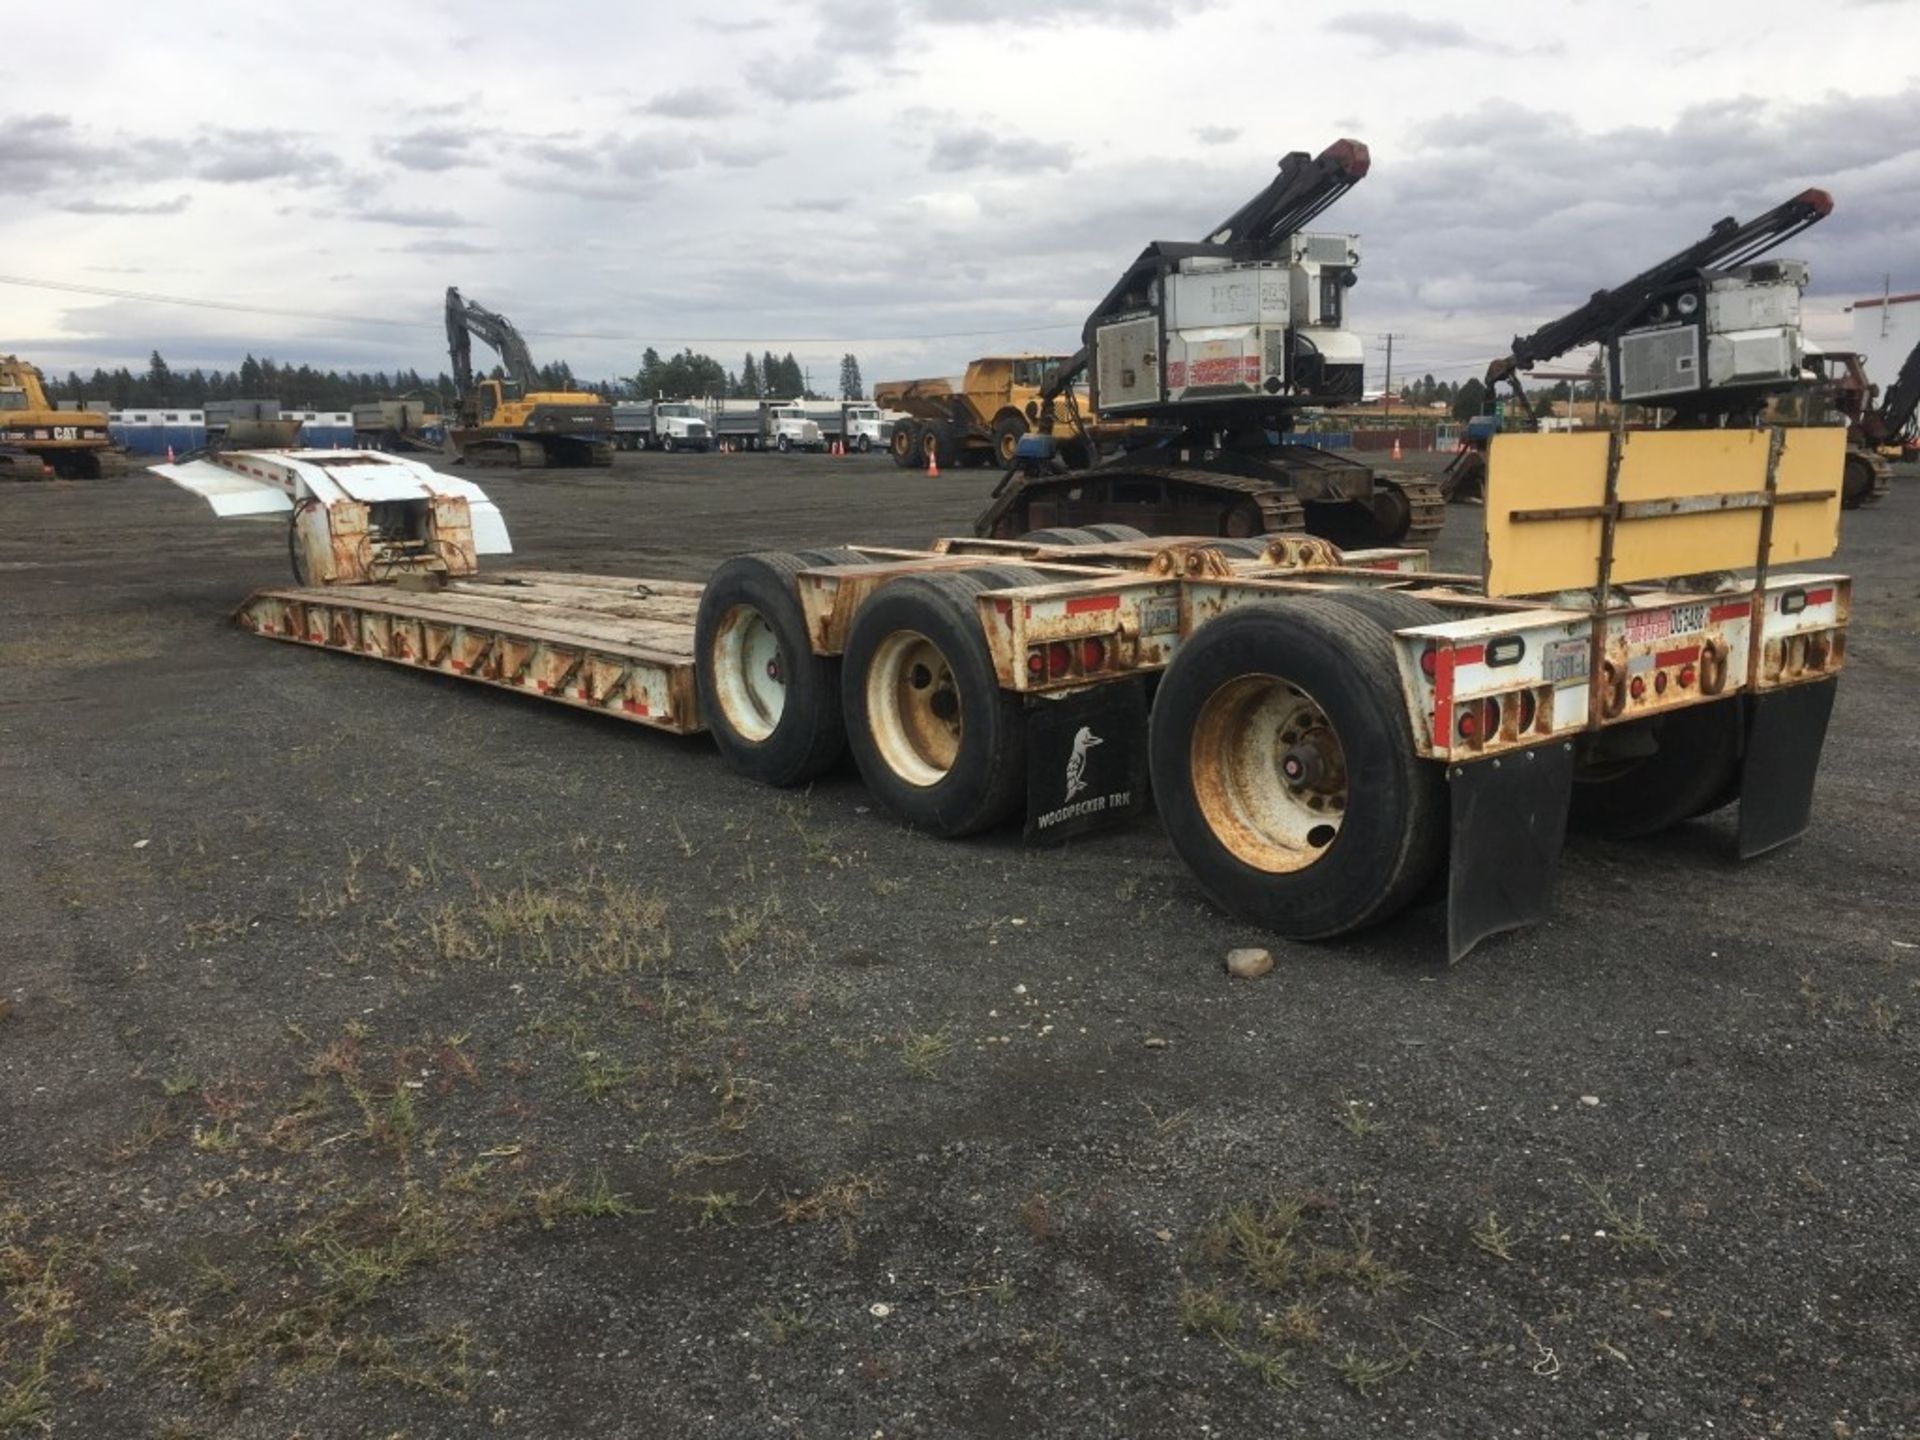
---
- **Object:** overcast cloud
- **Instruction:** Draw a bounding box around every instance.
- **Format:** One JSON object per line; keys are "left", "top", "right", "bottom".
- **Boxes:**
{"left": 6, "top": 0, "right": 1918, "bottom": 391}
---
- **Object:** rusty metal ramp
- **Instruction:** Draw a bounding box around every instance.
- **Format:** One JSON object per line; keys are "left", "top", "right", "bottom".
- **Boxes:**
{"left": 237, "top": 571, "right": 704, "bottom": 734}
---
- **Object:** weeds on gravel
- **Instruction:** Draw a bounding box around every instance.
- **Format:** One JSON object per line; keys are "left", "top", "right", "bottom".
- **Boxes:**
{"left": 1470, "top": 1211, "right": 1517, "bottom": 1261}
{"left": 530, "top": 1169, "right": 647, "bottom": 1228}
{"left": 778, "top": 1173, "right": 876, "bottom": 1226}
{"left": 1226, "top": 1339, "right": 1303, "bottom": 1391}
{"left": 1332, "top": 1345, "right": 1418, "bottom": 1396}
{"left": 1176, "top": 1282, "right": 1242, "bottom": 1338}
{"left": 1580, "top": 1178, "right": 1669, "bottom": 1261}
{"left": 1337, "top": 1096, "right": 1380, "bottom": 1138}
{"left": 1200, "top": 1196, "right": 1306, "bottom": 1290}
{"left": 757, "top": 1305, "right": 811, "bottom": 1344}
{"left": 673, "top": 1189, "right": 750, "bottom": 1227}
{"left": 900, "top": 1026, "right": 955, "bottom": 1079}
{"left": 0, "top": 1229, "right": 80, "bottom": 1434}
{"left": 1260, "top": 1301, "right": 1323, "bottom": 1348}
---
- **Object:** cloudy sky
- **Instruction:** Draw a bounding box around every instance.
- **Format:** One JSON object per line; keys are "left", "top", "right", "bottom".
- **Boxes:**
{"left": 6, "top": 0, "right": 1918, "bottom": 394}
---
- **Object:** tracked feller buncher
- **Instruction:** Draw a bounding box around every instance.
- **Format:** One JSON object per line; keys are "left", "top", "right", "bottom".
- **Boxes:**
{"left": 975, "top": 140, "right": 1443, "bottom": 550}
{"left": 165, "top": 192, "right": 1856, "bottom": 962}
{"left": 1443, "top": 188, "right": 1873, "bottom": 506}
{"left": 0, "top": 355, "right": 121, "bottom": 478}
{"left": 444, "top": 287, "right": 613, "bottom": 468}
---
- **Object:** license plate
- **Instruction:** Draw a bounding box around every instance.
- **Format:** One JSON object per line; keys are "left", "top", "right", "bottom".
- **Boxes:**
{"left": 1139, "top": 597, "right": 1180, "bottom": 634}
{"left": 1624, "top": 609, "right": 1670, "bottom": 644}
{"left": 1668, "top": 603, "right": 1707, "bottom": 636}
{"left": 1544, "top": 638, "right": 1589, "bottom": 684}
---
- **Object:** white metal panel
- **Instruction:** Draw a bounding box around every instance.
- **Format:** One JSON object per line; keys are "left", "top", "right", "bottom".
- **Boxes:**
{"left": 149, "top": 459, "right": 294, "bottom": 516}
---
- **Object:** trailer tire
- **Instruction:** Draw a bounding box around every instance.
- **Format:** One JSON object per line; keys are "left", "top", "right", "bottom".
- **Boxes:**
{"left": 1083, "top": 523, "right": 1148, "bottom": 543}
{"left": 1319, "top": 587, "right": 1448, "bottom": 637}
{"left": 777, "top": 434, "right": 792, "bottom": 454}
{"left": 1569, "top": 702, "right": 1742, "bottom": 840}
{"left": 842, "top": 566, "right": 1050, "bottom": 837}
{"left": 1149, "top": 597, "right": 1446, "bottom": 939}
{"left": 697, "top": 552, "right": 850, "bottom": 788}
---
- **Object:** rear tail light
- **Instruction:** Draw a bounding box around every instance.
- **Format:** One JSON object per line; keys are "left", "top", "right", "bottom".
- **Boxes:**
{"left": 1079, "top": 637, "right": 1107, "bottom": 671}
{"left": 1678, "top": 663, "right": 1696, "bottom": 689}
{"left": 1026, "top": 650, "right": 1045, "bottom": 679}
{"left": 1046, "top": 642, "right": 1072, "bottom": 679}
{"left": 1419, "top": 644, "right": 1437, "bottom": 679}
{"left": 1629, "top": 675, "right": 1646, "bottom": 701}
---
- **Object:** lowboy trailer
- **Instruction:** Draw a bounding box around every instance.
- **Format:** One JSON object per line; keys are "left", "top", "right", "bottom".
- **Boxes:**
{"left": 190, "top": 420, "right": 1851, "bottom": 963}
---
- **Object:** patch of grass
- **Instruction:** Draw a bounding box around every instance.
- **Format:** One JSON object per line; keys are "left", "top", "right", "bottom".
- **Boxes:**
{"left": 1176, "top": 1282, "right": 1242, "bottom": 1339}
{"left": 756, "top": 1305, "right": 811, "bottom": 1345}
{"left": 184, "top": 913, "right": 251, "bottom": 947}
{"left": 530, "top": 1170, "right": 648, "bottom": 1229}
{"left": 1199, "top": 1195, "right": 1305, "bottom": 1291}
{"left": 1260, "top": 1300, "right": 1323, "bottom": 1349}
{"left": 1580, "top": 1179, "right": 1669, "bottom": 1261}
{"left": 572, "top": 1049, "right": 643, "bottom": 1103}
{"left": 900, "top": 1025, "right": 955, "bottom": 1079}
{"left": 1331, "top": 1345, "right": 1416, "bottom": 1397}
{"left": 1337, "top": 1096, "right": 1379, "bottom": 1138}
{"left": 778, "top": 1173, "right": 877, "bottom": 1226}
{"left": 0, "top": 1236, "right": 80, "bottom": 1432}
{"left": 1226, "top": 1339, "right": 1303, "bottom": 1391}
{"left": 1018, "top": 1328, "right": 1064, "bottom": 1368}
{"left": 1470, "top": 1211, "right": 1517, "bottom": 1261}
{"left": 672, "top": 1189, "right": 750, "bottom": 1228}
{"left": 1304, "top": 1223, "right": 1406, "bottom": 1296}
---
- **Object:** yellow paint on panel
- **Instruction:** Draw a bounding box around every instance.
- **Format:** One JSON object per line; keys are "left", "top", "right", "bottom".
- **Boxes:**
{"left": 1484, "top": 427, "right": 1843, "bottom": 598}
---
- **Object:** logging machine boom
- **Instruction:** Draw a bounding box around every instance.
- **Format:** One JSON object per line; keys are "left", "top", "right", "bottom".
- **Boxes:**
{"left": 1444, "top": 189, "right": 1888, "bottom": 509}
{"left": 977, "top": 140, "right": 1445, "bottom": 550}
{"left": 444, "top": 287, "right": 614, "bottom": 468}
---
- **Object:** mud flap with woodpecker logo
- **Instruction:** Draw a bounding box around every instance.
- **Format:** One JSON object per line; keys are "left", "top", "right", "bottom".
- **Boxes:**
{"left": 1024, "top": 681, "right": 1150, "bottom": 843}
{"left": 1447, "top": 741, "right": 1575, "bottom": 963}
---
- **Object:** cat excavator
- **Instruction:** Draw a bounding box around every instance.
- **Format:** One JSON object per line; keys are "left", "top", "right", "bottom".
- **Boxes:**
{"left": 0, "top": 355, "right": 119, "bottom": 478}
{"left": 444, "top": 287, "right": 613, "bottom": 467}
{"left": 976, "top": 139, "right": 1444, "bottom": 548}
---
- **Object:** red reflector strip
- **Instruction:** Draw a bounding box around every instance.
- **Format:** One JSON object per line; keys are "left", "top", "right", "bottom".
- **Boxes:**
{"left": 1805, "top": 587, "right": 1834, "bottom": 606}
{"left": 1709, "top": 601, "right": 1751, "bottom": 623}
{"left": 622, "top": 698, "right": 650, "bottom": 716}
{"left": 1431, "top": 648, "right": 1456, "bottom": 750}
{"left": 1065, "top": 594, "right": 1121, "bottom": 615}
{"left": 1452, "top": 644, "right": 1486, "bottom": 666}
{"left": 450, "top": 660, "right": 467, "bottom": 672}
{"left": 1655, "top": 644, "right": 1700, "bottom": 668}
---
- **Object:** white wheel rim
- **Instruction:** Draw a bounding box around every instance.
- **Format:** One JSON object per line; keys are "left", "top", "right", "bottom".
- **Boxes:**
{"left": 712, "top": 604, "right": 787, "bottom": 742}
{"left": 866, "top": 629, "right": 961, "bottom": 787}
{"left": 1190, "top": 675, "right": 1346, "bottom": 873}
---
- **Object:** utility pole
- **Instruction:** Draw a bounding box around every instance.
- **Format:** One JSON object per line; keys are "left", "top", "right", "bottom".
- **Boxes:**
{"left": 1376, "top": 333, "right": 1403, "bottom": 415}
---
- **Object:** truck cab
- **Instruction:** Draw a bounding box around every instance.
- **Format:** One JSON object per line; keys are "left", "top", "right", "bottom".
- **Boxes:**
{"left": 764, "top": 402, "right": 825, "bottom": 453}
{"left": 652, "top": 401, "right": 711, "bottom": 452}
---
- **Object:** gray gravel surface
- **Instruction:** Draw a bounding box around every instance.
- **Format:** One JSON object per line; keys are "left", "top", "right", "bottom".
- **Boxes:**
{"left": 1, "top": 450, "right": 1915, "bottom": 1438}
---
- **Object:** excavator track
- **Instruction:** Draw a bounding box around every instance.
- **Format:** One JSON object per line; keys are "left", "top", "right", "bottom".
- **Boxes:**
{"left": 1387, "top": 476, "right": 1447, "bottom": 545}
{"left": 981, "top": 460, "right": 1306, "bottom": 540}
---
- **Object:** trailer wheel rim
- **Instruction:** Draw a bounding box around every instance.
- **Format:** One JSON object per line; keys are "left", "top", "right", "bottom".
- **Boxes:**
{"left": 866, "top": 629, "right": 962, "bottom": 786}
{"left": 1190, "top": 674, "right": 1347, "bottom": 872}
{"left": 711, "top": 604, "right": 788, "bottom": 742}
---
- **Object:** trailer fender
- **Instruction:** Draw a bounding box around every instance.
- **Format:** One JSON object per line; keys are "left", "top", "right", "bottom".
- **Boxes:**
{"left": 1025, "top": 681, "right": 1149, "bottom": 843}
{"left": 1446, "top": 742, "right": 1574, "bottom": 964}
{"left": 1736, "top": 678, "right": 1837, "bottom": 858}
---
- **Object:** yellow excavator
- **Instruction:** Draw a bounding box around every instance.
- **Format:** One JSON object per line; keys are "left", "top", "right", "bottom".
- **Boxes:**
{"left": 0, "top": 355, "right": 119, "bottom": 478}
{"left": 443, "top": 288, "right": 613, "bottom": 467}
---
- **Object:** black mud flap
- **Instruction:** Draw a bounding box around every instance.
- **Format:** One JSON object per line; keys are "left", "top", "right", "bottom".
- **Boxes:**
{"left": 1737, "top": 679, "right": 1837, "bottom": 859}
{"left": 1024, "top": 681, "right": 1150, "bottom": 843}
{"left": 1447, "top": 741, "right": 1575, "bottom": 964}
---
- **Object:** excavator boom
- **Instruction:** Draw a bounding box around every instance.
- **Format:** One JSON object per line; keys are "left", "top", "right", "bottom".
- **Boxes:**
{"left": 445, "top": 287, "right": 542, "bottom": 394}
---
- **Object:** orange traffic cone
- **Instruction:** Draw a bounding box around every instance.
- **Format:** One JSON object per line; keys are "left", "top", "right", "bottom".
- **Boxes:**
{"left": 166, "top": 444, "right": 176, "bottom": 462}
{"left": 926, "top": 451, "right": 940, "bottom": 478}
{"left": 1391, "top": 437, "right": 1403, "bottom": 461}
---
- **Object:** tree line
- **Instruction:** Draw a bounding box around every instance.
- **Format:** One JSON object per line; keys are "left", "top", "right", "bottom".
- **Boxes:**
{"left": 51, "top": 348, "right": 870, "bottom": 410}
{"left": 633, "top": 349, "right": 866, "bottom": 401}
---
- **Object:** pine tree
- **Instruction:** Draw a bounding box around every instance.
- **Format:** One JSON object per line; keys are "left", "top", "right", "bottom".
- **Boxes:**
{"left": 839, "top": 353, "right": 864, "bottom": 400}
{"left": 147, "top": 350, "right": 173, "bottom": 400}
{"left": 740, "top": 352, "right": 760, "bottom": 398}
{"left": 761, "top": 351, "right": 781, "bottom": 398}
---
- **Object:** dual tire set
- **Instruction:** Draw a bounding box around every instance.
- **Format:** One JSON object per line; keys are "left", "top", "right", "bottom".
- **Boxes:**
{"left": 692, "top": 536, "right": 1744, "bottom": 942}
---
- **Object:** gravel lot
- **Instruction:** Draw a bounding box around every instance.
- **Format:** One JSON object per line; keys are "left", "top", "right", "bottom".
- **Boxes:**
{"left": 2, "top": 449, "right": 1916, "bottom": 1438}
